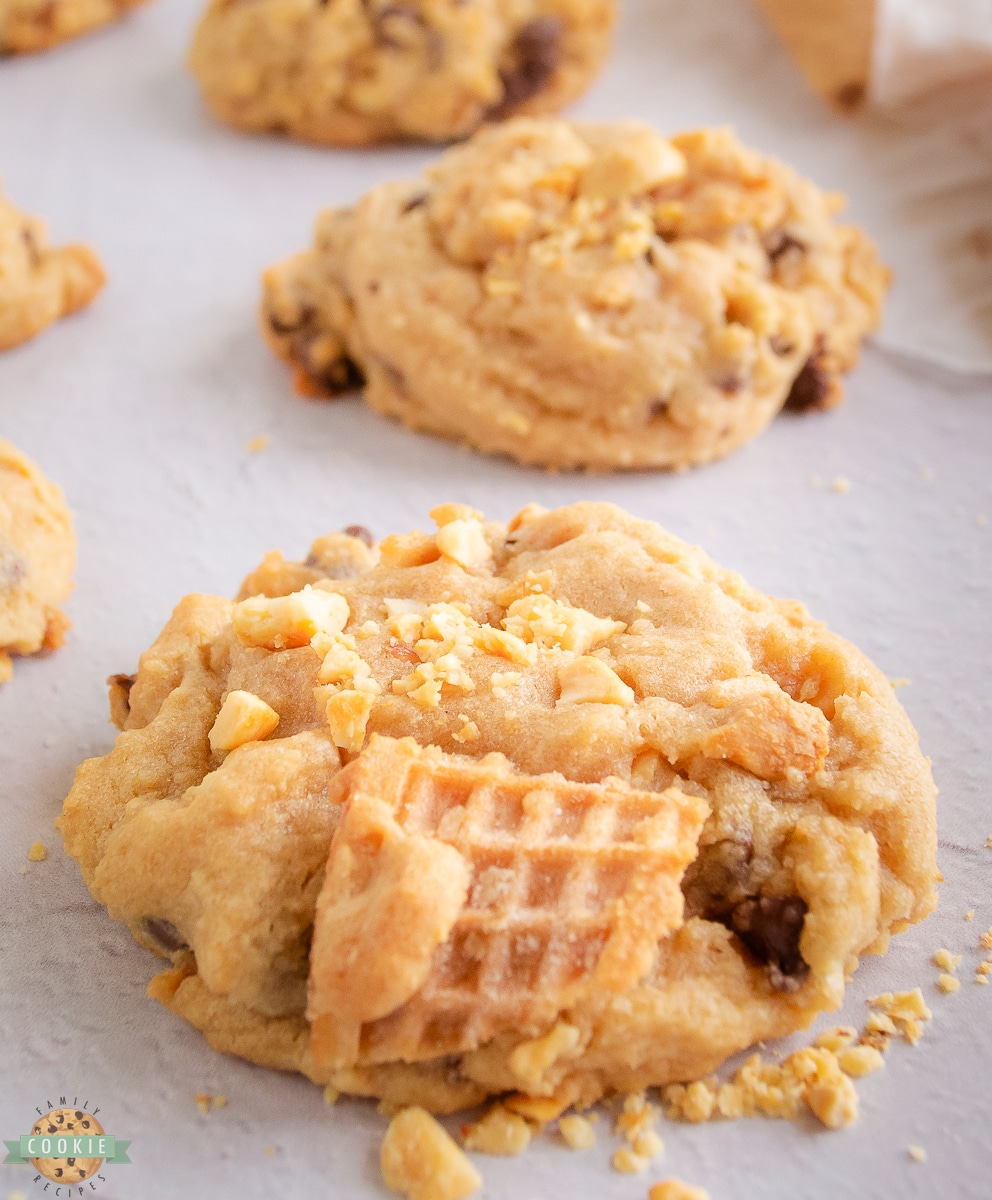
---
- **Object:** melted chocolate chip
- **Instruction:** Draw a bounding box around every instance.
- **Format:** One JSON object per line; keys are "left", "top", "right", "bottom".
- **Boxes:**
{"left": 766, "top": 231, "right": 807, "bottom": 264}
{"left": 107, "top": 673, "right": 135, "bottom": 730}
{"left": 769, "top": 335, "right": 795, "bottom": 357}
{"left": 401, "top": 192, "right": 429, "bottom": 214}
{"left": 268, "top": 304, "right": 314, "bottom": 336}
{"left": 715, "top": 372, "right": 746, "bottom": 396}
{"left": 682, "top": 838, "right": 753, "bottom": 920}
{"left": 143, "top": 917, "right": 189, "bottom": 954}
{"left": 731, "top": 895, "right": 810, "bottom": 992}
{"left": 343, "top": 524, "right": 375, "bottom": 547}
{"left": 647, "top": 397, "right": 670, "bottom": 419}
{"left": 783, "top": 338, "right": 831, "bottom": 412}
{"left": 490, "top": 16, "right": 563, "bottom": 118}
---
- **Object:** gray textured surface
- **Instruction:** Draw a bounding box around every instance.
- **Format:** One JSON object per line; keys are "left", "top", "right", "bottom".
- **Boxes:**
{"left": 2, "top": 0, "right": 992, "bottom": 1196}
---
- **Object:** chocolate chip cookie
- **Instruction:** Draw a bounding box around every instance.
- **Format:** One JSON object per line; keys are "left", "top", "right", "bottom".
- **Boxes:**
{"left": 262, "top": 119, "right": 889, "bottom": 469}
{"left": 189, "top": 0, "right": 614, "bottom": 147}
{"left": 0, "top": 440, "right": 76, "bottom": 683}
{"left": 58, "top": 502, "right": 936, "bottom": 1111}
{"left": 0, "top": 189, "right": 104, "bottom": 352}
{"left": 0, "top": 0, "right": 147, "bottom": 53}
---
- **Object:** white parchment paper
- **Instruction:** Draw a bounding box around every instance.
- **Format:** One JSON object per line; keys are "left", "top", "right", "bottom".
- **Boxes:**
{"left": 1, "top": 0, "right": 991, "bottom": 1196}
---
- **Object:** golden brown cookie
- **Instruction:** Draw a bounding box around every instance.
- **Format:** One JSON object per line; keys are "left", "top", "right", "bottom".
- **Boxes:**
{"left": 0, "top": 440, "right": 76, "bottom": 683}
{"left": 58, "top": 502, "right": 937, "bottom": 1110}
{"left": 0, "top": 0, "right": 147, "bottom": 54}
{"left": 0, "top": 189, "right": 104, "bottom": 351}
{"left": 188, "top": 0, "right": 615, "bottom": 147}
{"left": 262, "top": 119, "right": 890, "bottom": 470}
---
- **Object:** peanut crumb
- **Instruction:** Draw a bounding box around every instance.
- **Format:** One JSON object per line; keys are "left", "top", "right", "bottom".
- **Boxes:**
{"left": 965, "top": 909, "right": 975, "bottom": 921}
{"left": 888, "top": 677, "right": 910, "bottom": 689}
{"left": 908, "top": 1144, "right": 927, "bottom": 1163}
{"left": 831, "top": 475, "right": 851, "bottom": 493}
{"left": 635, "top": 600, "right": 652, "bottom": 613}
{"left": 27, "top": 841, "right": 47, "bottom": 862}
{"left": 212, "top": 1095, "right": 227, "bottom": 1109}
{"left": 814, "top": 1026, "right": 857, "bottom": 1053}
{"left": 649, "top": 1181, "right": 710, "bottom": 1200}
{"left": 0, "top": 651, "right": 12, "bottom": 683}
{"left": 246, "top": 434, "right": 269, "bottom": 453}
{"left": 195, "top": 1092, "right": 211, "bottom": 1115}
{"left": 981, "top": 929, "right": 992, "bottom": 950}
{"left": 558, "top": 1114, "right": 596, "bottom": 1150}
{"left": 209, "top": 690, "right": 280, "bottom": 752}
{"left": 324, "top": 1086, "right": 340, "bottom": 1105}
{"left": 937, "top": 973, "right": 960, "bottom": 994}
{"left": 933, "top": 948, "right": 962, "bottom": 973}
{"left": 612, "top": 1146, "right": 649, "bottom": 1174}
{"left": 381, "top": 1107, "right": 481, "bottom": 1200}
{"left": 837, "top": 1046, "right": 884, "bottom": 1078}
{"left": 264, "top": 1146, "right": 276, "bottom": 1156}
{"left": 632, "top": 1129, "right": 664, "bottom": 1159}
{"left": 975, "top": 974, "right": 988, "bottom": 985}
{"left": 451, "top": 719, "right": 480, "bottom": 744}
{"left": 461, "top": 1105, "right": 531, "bottom": 1156}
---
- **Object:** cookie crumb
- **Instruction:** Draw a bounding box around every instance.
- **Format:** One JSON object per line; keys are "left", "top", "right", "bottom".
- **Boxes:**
{"left": 27, "top": 841, "right": 47, "bottom": 862}
{"left": 381, "top": 1107, "right": 482, "bottom": 1200}
{"left": 965, "top": 910, "right": 975, "bottom": 921}
{"left": 264, "top": 1145, "right": 276, "bottom": 1156}
{"left": 324, "top": 1086, "right": 340, "bottom": 1105}
{"left": 212, "top": 1094, "right": 227, "bottom": 1109}
{"left": 831, "top": 475, "right": 851, "bottom": 493}
{"left": 975, "top": 974, "right": 988, "bottom": 985}
{"left": 933, "top": 948, "right": 962, "bottom": 973}
{"left": 888, "top": 677, "right": 910, "bottom": 689}
{"left": 937, "top": 973, "right": 960, "bottom": 994}
{"left": 461, "top": 1105, "right": 531, "bottom": 1156}
{"left": 837, "top": 1045, "right": 884, "bottom": 1077}
{"left": 0, "top": 650, "right": 12, "bottom": 683}
{"left": 908, "top": 1144, "right": 927, "bottom": 1163}
{"left": 612, "top": 1146, "right": 649, "bottom": 1174}
{"left": 558, "top": 1114, "right": 596, "bottom": 1150}
{"left": 632, "top": 1129, "right": 664, "bottom": 1159}
{"left": 649, "top": 1181, "right": 709, "bottom": 1200}
{"left": 635, "top": 600, "right": 652, "bottom": 613}
{"left": 814, "top": 1026, "right": 857, "bottom": 1053}
{"left": 195, "top": 1092, "right": 211, "bottom": 1114}
{"left": 981, "top": 928, "right": 992, "bottom": 949}
{"left": 246, "top": 435, "right": 269, "bottom": 453}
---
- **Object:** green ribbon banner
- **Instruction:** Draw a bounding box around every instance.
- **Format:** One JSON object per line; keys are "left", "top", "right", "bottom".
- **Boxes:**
{"left": 3, "top": 1135, "right": 131, "bottom": 1165}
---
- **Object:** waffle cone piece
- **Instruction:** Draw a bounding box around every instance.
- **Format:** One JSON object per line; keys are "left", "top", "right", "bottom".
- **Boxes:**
{"left": 309, "top": 735, "right": 708, "bottom": 1070}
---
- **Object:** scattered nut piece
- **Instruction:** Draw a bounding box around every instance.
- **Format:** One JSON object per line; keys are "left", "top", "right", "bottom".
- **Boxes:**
{"left": 246, "top": 434, "right": 269, "bottom": 453}
{"left": 434, "top": 513, "right": 492, "bottom": 570}
{"left": 490, "top": 670, "right": 521, "bottom": 698}
{"left": 635, "top": 600, "right": 652, "bottom": 613}
{"left": 0, "top": 651, "right": 12, "bottom": 682}
{"left": 324, "top": 1086, "right": 340, "bottom": 1105}
{"left": 461, "top": 1105, "right": 530, "bottom": 1156}
{"left": 323, "top": 687, "right": 377, "bottom": 752}
{"left": 908, "top": 1144, "right": 927, "bottom": 1163}
{"left": 806, "top": 1072, "right": 858, "bottom": 1129}
{"left": 27, "top": 841, "right": 47, "bottom": 862}
{"left": 212, "top": 1095, "right": 227, "bottom": 1109}
{"left": 381, "top": 1108, "right": 481, "bottom": 1200}
{"left": 814, "top": 1026, "right": 857, "bottom": 1053}
{"left": 508, "top": 1022, "right": 581, "bottom": 1092}
{"left": 648, "top": 1180, "right": 710, "bottom": 1200}
{"left": 194, "top": 1092, "right": 211, "bottom": 1114}
{"left": 937, "top": 973, "right": 960, "bottom": 994}
{"left": 209, "top": 690, "right": 280, "bottom": 752}
{"left": 831, "top": 475, "right": 851, "bottom": 493}
{"left": 558, "top": 1114, "right": 596, "bottom": 1150}
{"left": 612, "top": 1146, "right": 649, "bottom": 1174}
{"left": 965, "top": 909, "right": 975, "bottom": 922}
{"left": 933, "top": 948, "right": 962, "bottom": 973}
{"left": 837, "top": 1046, "right": 884, "bottom": 1078}
{"left": 981, "top": 928, "right": 992, "bottom": 950}
{"left": 632, "top": 1129, "right": 664, "bottom": 1159}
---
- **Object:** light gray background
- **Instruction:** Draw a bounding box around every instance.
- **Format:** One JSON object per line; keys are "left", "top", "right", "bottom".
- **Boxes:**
{"left": 1, "top": 0, "right": 991, "bottom": 1196}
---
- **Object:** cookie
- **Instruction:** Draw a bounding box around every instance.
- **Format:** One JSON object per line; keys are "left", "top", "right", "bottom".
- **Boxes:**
{"left": 188, "top": 0, "right": 615, "bottom": 147}
{"left": 58, "top": 502, "right": 937, "bottom": 1111}
{"left": 262, "top": 119, "right": 890, "bottom": 470}
{"left": 0, "top": 440, "right": 76, "bottom": 683}
{"left": 0, "top": 0, "right": 146, "bottom": 53}
{"left": 0, "top": 189, "right": 104, "bottom": 352}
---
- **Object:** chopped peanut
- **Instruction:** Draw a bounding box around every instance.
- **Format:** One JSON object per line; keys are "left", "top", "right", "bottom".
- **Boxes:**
{"left": 232, "top": 586, "right": 349, "bottom": 649}
{"left": 558, "top": 1114, "right": 596, "bottom": 1150}
{"left": 209, "top": 690, "right": 279, "bottom": 752}
{"left": 0, "top": 650, "right": 12, "bottom": 682}
{"left": 806, "top": 1073, "right": 858, "bottom": 1129}
{"left": 837, "top": 1046, "right": 884, "bottom": 1077}
{"left": 323, "top": 687, "right": 377, "bottom": 752}
{"left": 557, "top": 656, "right": 634, "bottom": 706}
{"left": 612, "top": 1146, "right": 648, "bottom": 1174}
{"left": 27, "top": 841, "right": 47, "bottom": 862}
{"left": 435, "top": 518, "right": 492, "bottom": 569}
{"left": 933, "top": 948, "right": 962, "bottom": 973}
{"left": 508, "top": 1022, "right": 580, "bottom": 1092}
{"left": 461, "top": 1105, "right": 530, "bottom": 1156}
{"left": 381, "top": 1108, "right": 481, "bottom": 1200}
{"left": 937, "top": 973, "right": 960, "bottom": 994}
{"left": 649, "top": 1181, "right": 710, "bottom": 1200}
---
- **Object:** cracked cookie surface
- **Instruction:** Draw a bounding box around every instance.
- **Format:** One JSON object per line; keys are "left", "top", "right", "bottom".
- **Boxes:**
{"left": 0, "top": 0, "right": 147, "bottom": 53}
{"left": 0, "top": 440, "right": 76, "bottom": 682}
{"left": 189, "top": 0, "right": 614, "bottom": 147}
{"left": 262, "top": 119, "right": 889, "bottom": 469}
{"left": 0, "top": 190, "right": 104, "bottom": 351}
{"left": 58, "top": 502, "right": 936, "bottom": 1110}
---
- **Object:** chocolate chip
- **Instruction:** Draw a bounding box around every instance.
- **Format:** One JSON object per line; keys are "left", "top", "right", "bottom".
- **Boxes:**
{"left": 343, "top": 524, "right": 375, "bottom": 547}
{"left": 731, "top": 895, "right": 810, "bottom": 992}
{"left": 766, "top": 231, "right": 807, "bottom": 264}
{"left": 714, "top": 372, "right": 746, "bottom": 396}
{"left": 268, "top": 304, "right": 314, "bottom": 336}
{"left": 647, "top": 397, "right": 670, "bottom": 419}
{"left": 375, "top": 3, "right": 424, "bottom": 48}
{"left": 769, "top": 335, "right": 795, "bottom": 357}
{"left": 783, "top": 337, "right": 831, "bottom": 412}
{"left": 490, "top": 16, "right": 563, "bottom": 118}
{"left": 0, "top": 543, "right": 26, "bottom": 592}
{"left": 833, "top": 81, "right": 865, "bottom": 111}
{"left": 107, "top": 673, "right": 135, "bottom": 730}
{"left": 143, "top": 917, "right": 189, "bottom": 953}
{"left": 682, "top": 837, "right": 753, "bottom": 920}
{"left": 372, "top": 355, "right": 406, "bottom": 391}
{"left": 20, "top": 225, "right": 41, "bottom": 266}
{"left": 401, "top": 192, "right": 429, "bottom": 214}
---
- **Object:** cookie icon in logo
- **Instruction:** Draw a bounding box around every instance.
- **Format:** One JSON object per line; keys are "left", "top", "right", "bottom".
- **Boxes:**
{"left": 30, "top": 1108, "right": 104, "bottom": 1183}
